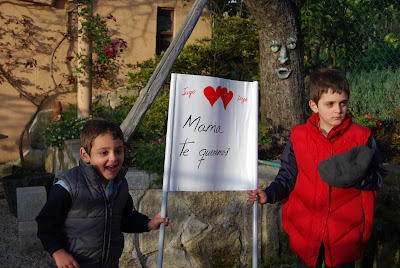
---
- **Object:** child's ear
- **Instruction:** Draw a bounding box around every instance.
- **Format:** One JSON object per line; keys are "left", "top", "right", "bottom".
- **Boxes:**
{"left": 80, "top": 147, "right": 91, "bottom": 163}
{"left": 309, "top": 100, "right": 319, "bottom": 113}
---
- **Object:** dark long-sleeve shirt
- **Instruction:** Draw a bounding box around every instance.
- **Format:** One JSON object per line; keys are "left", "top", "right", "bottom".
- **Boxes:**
{"left": 264, "top": 136, "right": 388, "bottom": 204}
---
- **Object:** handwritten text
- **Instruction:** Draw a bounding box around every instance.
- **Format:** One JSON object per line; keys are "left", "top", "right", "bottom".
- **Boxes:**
{"left": 198, "top": 147, "right": 230, "bottom": 168}
{"left": 237, "top": 95, "right": 247, "bottom": 104}
{"left": 182, "top": 87, "right": 196, "bottom": 98}
{"left": 183, "top": 115, "right": 224, "bottom": 134}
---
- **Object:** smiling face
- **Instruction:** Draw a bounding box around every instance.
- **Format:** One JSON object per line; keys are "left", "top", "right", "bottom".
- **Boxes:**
{"left": 80, "top": 132, "right": 125, "bottom": 185}
{"left": 309, "top": 89, "right": 349, "bottom": 135}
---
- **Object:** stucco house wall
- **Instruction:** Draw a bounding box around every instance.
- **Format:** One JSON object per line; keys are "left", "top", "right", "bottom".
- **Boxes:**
{"left": 0, "top": 0, "right": 211, "bottom": 164}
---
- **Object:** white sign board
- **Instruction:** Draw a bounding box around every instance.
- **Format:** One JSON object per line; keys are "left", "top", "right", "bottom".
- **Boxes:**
{"left": 163, "top": 73, "right": 258, "bottom": 192}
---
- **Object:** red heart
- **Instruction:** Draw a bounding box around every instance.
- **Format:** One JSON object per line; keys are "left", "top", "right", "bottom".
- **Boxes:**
{"left": 220, "top": 87, "right": 233, "bottom": 110}
{"left": 204, "top": 86, "right": 221, "bottom": 107}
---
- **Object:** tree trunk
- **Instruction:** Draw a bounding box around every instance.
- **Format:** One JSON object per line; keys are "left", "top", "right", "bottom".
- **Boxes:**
{"left": 77, "top": 2, "right": 92, "bottom": 119}
{"left": 244, "top": 0, "right": 306, "bottom": 146}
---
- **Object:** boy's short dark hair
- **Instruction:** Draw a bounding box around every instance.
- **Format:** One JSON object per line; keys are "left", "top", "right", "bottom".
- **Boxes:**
{"left": 80, "top": 118, "right": 124, "bottom": 155}
{"left": 309, "top": 68, "right": 349, "bottom": 103}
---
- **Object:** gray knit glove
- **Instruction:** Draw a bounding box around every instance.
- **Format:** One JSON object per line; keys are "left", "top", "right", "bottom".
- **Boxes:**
{"left": 318, "top": 145, "right": 375, "bottom": 188}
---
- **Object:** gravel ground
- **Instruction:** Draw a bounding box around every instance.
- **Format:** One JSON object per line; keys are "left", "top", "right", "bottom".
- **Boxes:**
{"left": 0, "top": 198, "right": 47, "bottom": 268}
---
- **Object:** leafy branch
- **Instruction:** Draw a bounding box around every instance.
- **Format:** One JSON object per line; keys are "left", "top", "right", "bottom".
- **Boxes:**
{"left": 0, "top": 9, "right": 74, "bottom": 167}
{"left": 0, "top": 32, "right": 67, "bottom": 166}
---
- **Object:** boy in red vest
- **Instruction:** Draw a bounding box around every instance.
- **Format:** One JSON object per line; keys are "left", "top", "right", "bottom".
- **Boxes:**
{"left": 248, "top": 68, "right": 388, "bottom": 268}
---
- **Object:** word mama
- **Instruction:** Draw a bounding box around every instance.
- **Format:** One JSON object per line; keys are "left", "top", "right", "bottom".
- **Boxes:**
{"left": 183, "top": 115, "right": 224, "bottom": 133}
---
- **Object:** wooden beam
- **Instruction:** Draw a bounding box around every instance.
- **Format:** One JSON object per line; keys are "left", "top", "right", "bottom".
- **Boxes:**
{"left": 120, "top": 0, "right": 209, "bottom": 142}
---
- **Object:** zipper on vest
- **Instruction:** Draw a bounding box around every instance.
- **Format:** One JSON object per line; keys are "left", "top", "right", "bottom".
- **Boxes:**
{"left": 101, "top": 178, "right": 121, "bottom": 266}
{"left": 102, "top": 201, "right": 112, "bottom": 266}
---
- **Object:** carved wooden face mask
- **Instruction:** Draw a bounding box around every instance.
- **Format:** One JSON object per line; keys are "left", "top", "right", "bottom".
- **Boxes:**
{"left": 269, "top": 37, "right": 297, "bottom": 79}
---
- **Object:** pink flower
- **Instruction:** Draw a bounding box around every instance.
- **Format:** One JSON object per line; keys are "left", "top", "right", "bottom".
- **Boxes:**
{"left": 158, "top": 138, "right": 162, "bottom": 143}
{"left": 67, "top": 75, "right": 76, "bottom": 85}
{"left": 112, "top": 39, "right": 127, "bottom": 49}
{"left": 104, "top": 39, "right": 127, "bottom": 58}
{"left": 366, "top": 113, "right": 373, "bottom": 122}
{"left": 374, "top": 120, "right": 383, "bottom": 132}
{"left": 118, "top": 39, "right": 127, "bottom": 48}
{"left": 107, "top": 14, "right": 116, "bottom": 22}
{"left": 104, "top": 45, "right": 117, "bottom": 57}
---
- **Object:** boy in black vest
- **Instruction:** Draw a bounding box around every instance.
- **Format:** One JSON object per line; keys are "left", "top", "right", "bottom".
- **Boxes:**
{"left": 37, "top": 118, "right": 169, "bottom": 268}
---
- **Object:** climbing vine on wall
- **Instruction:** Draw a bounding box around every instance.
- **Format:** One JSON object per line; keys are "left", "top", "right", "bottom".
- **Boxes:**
{"left": 70, "top": 0, "right": 127, "bottom": 88}
{"left": 0, "top": 1, "right": 127, "bottom": 166}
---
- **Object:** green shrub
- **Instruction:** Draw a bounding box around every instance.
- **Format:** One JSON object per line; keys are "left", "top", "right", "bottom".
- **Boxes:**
{"left": 126, "top": 16, "right": 259, "bottom": 87}
{"left": 135, "top": 89, "right": 169, "bottom": 140}
{"left": 42, "top": 101, "right": 127, "bottom": 149}
{"left": 348, "top": 68, "right": 400, "bottom": 121}
{"left": 131, "top": 139, "right": 166, "bottom": 186}
{"left": 169, "top": 16, "right": 259, "bottom": 81}
{"left": 43, "top": 117, "right": 90, "bottom": 148}
{"left": 91, "top": 97, "right": 134, "bottom": 124}
{"left": 126, "top": 56, "right": 162, "bottom": 91}
{"left": 347, "top": 68, "right": 400, "bottom": 162}
{"left": 349, "top": 109, "right": 382, "bottom": 132}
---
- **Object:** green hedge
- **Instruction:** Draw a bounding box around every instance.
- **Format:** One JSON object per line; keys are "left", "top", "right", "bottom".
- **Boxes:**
{"left": 348, "top": 68, "right": 400, "bottom": 121}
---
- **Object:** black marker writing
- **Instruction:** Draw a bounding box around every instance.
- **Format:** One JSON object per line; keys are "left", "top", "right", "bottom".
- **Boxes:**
{"left": 198, "top": 148, "right": 230, "bottom": 169}
{"left": 179, "top": 138, "right": 195, "bottom": 156}
{"left": 183, "top": 115, "right": 224, "bottom": 134}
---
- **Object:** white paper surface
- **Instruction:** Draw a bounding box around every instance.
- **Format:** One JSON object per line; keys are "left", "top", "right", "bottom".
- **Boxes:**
{"left": 163, "top": 73, "right": 258, "bottom": 192}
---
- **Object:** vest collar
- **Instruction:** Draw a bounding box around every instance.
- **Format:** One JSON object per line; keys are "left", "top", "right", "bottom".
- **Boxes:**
{"left": 79, "top": 158, "right": 128, "bottom": 186}
{"left": 307, "top": 113, "right": 352, "bottom": 142}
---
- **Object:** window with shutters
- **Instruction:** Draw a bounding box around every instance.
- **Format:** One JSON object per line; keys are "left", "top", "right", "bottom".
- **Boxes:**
{"left": 156, "top": 7, "right": 174, "bottom": 55}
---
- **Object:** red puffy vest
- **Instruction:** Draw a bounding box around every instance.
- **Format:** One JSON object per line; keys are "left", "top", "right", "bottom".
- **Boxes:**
{"left": 282, "top": 113, "right": 376, "bottom": 267}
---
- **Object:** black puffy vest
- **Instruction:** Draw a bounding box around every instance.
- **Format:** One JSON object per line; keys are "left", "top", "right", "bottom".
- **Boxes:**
{"left": 49, "top": 159, "right": 129, "bottom": 268}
